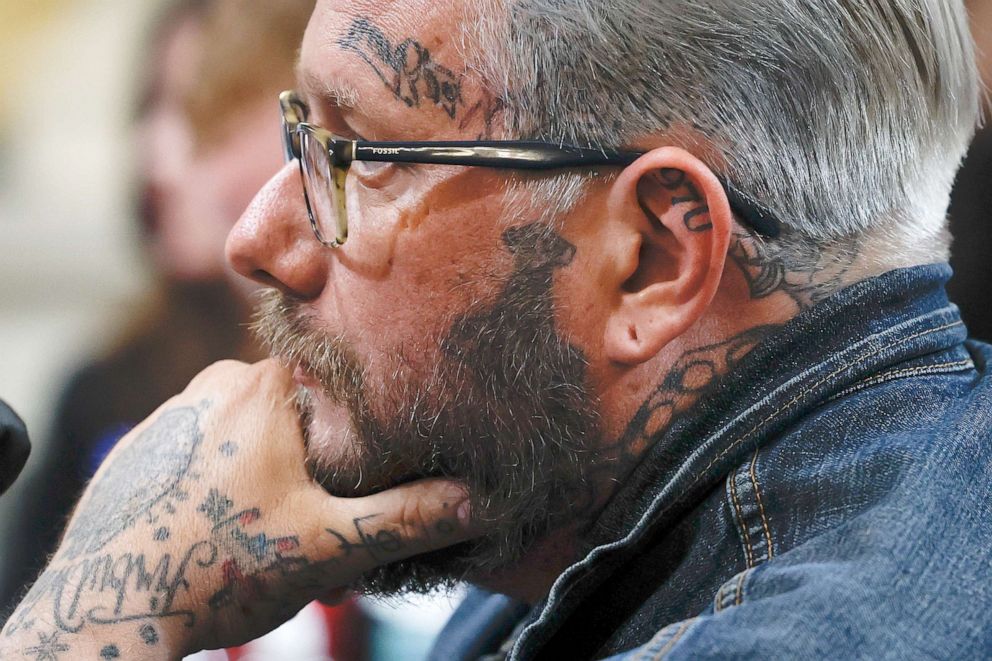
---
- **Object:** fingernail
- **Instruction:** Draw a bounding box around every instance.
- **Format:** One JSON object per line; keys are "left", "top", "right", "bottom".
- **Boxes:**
{"left": 457, "top": 498, "right": 472, "bottom": 525}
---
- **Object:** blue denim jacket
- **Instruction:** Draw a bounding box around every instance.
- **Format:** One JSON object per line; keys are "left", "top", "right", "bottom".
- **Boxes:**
{"left": 430, "top": 264, "right": 992, "bottom": 660}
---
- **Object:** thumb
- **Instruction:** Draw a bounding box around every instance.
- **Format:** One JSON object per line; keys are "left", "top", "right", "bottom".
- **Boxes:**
{"left": 312, "top": 479, "right": 479, "bottom": 572}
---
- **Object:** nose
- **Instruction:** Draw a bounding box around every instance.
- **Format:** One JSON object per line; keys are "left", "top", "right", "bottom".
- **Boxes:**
{"left": 226, "top": 164, "right": 328, "bottom": 299}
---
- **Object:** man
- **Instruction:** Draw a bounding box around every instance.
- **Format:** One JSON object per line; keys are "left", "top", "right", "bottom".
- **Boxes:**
{"left": 2, "top": 0, "right": 989, "bottom": 658}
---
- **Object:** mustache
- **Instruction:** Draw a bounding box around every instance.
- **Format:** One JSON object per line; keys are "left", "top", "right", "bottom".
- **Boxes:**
{"left": 251, "top": 289, "right": 363, "bottom": 402}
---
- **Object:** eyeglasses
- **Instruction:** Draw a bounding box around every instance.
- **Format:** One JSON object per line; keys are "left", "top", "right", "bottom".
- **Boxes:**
{"left": 279, "top": 90, "right": 781, "bottom": 247}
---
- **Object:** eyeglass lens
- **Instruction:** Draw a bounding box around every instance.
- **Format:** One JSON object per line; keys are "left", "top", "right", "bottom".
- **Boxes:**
{"left": 299, "top": 129, "right": 348, "bottom": 246}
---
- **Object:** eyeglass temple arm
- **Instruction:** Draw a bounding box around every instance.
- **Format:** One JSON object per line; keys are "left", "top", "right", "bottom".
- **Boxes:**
{"left": 348, "top": 141, "right": 781, "bottom": 238}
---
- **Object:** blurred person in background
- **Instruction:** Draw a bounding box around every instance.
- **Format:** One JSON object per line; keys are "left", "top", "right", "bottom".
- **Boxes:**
{"left": 1, "top": 2, "right": 456, "bottom": 657}
{"left": 0, "top": 0, "right": 296, "bottom": 627}
{"left": 948, "top": 0, "right": 992, "bottom": 340}
{"left": 0, "top": 0, "right": 218, "bottom": 615}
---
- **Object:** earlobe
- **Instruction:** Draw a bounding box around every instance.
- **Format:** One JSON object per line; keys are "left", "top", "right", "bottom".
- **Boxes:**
{"left": 604, "top": 148, "right": 732, "bottom": 365}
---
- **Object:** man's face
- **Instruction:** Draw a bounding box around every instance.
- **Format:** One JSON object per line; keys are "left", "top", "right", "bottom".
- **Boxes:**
{"left": 228, "top": 0, "right": 604, "bottom": 593}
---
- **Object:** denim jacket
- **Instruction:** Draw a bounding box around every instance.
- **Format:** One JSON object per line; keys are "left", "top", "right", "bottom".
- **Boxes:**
{"left": 430, "top": 264, "right": 992, "bottom": 660}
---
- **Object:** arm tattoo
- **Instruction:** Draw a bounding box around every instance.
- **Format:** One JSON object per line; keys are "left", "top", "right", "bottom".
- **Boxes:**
{"left": 138, "top": 624, "right": 159, "bottom": 646}
{"left": 21, "top": 631, "right": 69, "bottom": 660}
{"left": 98, "top": 644, "right": 120, "bottom": 659}
{"left": 61, "top": 404, "right": 207, "bottom": 559}
{"left": 3, "top": 541, "right": 218, "bottom": 635}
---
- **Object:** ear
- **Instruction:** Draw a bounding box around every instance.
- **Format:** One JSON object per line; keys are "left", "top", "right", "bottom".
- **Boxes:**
{"left": 603, "top": 147, "right": 732, "bottom": 365}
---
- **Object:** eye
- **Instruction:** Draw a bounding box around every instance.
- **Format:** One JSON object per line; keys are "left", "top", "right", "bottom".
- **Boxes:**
{"left": 352, "top": 160, "right": 391, "bottom": 176}
{"left": 351, "top": 160, "right": 412, "bottom": 189}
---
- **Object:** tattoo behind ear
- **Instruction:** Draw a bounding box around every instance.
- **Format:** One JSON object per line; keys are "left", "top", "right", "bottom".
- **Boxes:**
{"left": 728, "top": 231, "right": 859, "bottom": 309}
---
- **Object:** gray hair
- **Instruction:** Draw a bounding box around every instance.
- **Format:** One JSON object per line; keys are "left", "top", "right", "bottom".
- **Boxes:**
{"left": 470, "top": 0, "right": 981, "bottom": 272}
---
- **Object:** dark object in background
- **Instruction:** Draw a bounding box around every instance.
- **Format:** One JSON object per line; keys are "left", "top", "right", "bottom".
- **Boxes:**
{"left": 0, "top": 400, "right": 29, "bottom": 496}
{"left": 0, "top": 283, "right": 246, "bottom": 615}
{"left": 948, "top": 125, "right": 992, "bottom": 343}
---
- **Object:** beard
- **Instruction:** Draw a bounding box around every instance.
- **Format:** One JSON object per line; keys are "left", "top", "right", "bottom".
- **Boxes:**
{"left": 252, "top": 233, "right": 600, "bottom": 595}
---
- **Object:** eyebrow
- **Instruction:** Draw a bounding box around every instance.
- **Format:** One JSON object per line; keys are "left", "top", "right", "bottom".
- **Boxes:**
{"left": 295, "top": 65, "right": 360, "bottom": 110}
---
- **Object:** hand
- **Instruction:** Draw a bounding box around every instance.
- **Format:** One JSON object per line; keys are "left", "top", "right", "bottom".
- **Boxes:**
{"left": 0, "top": 360, "right": 476, "bottom": 659}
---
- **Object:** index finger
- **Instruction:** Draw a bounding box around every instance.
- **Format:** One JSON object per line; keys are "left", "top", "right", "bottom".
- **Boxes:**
{"left": 308, "top": 479, "right": 478, "bottom": 574}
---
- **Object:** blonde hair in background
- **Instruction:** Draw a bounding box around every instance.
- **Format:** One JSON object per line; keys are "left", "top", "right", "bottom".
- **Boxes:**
{"left": 185, "top": 0, "right": 316, "bottom": 147}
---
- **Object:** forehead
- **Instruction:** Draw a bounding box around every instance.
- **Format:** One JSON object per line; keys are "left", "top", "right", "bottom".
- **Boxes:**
{"left": 299, "top": 0, "right": 489, "bottom": 139}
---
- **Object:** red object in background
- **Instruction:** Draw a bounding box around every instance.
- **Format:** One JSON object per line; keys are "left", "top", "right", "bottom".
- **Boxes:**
{"left": 224, "top": 597, "right": 370, "bottom": 661}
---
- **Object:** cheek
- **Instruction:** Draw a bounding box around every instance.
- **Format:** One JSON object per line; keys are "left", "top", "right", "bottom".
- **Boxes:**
{"left": 332, "top": 226, "right": 506, "bottom": 373}
{"left": 319, "top": 168, "right": 511, "bottom": 372}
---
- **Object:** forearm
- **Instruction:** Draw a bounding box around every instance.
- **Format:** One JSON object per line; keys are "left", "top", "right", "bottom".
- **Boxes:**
{"left": 1, "top": 617, "right": 180, "bottom": 661}
{"left": 0, "top": 486, "right": 322, "bottom": 658}
{"left": 0, "top": 546, "right": 204, "bottom": 660}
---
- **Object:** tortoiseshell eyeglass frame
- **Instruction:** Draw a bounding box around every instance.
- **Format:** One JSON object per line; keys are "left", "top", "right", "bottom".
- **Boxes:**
{"left": 279, "top": 90, "right": 781, "bottom": 247}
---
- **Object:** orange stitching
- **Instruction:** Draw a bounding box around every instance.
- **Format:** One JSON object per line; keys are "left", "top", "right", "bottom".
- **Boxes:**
{"left": 734, "top": 569, "right": 747, "bottom": 606}
{"left": 635, "top": 619, "right": 691, "bottom": 661}
{"left": 728, "top": 471, "right": 755, "bottom": 567}
{"left": 650, "top": 619, "right": 694, "bottom": 660}
{"left": 714, "top": 583, "right": 725, "bottom": 612}
{"left": 749, "top": 449, "right": 775, "bottom": 560}
{"left": 681, "top": 322, "right": 961, "bottom": 515}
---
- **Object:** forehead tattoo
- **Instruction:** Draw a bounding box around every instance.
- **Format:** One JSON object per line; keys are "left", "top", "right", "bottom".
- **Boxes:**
{"left": 336, "top": 16, "right": 505, "bottom": 138}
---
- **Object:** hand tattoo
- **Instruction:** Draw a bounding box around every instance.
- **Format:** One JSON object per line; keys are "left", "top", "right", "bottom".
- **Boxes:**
{"left": 199, "top": 489, "right": 306, "bottom": 611}
{"left": 21, "top": 631, "right": 69, "bottom": 660}
{"left": 61, "top": 404, "right": 206, "bottom": 559}
{"left": 325, "top": 514, "right": 405, "bottom": 563}
{"left": 3, "top": 542, "right": 218, "bottom": 636}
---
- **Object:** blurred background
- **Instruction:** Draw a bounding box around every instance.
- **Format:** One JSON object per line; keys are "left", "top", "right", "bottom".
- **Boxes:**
{"left": 0, "top": 0, "right": 152, "bottom": 462}
{"left": 0, "top": 0, "right": 461, "bottom": 658}
{"left": 0, "top": 0, "right": 991, "bottom": 658}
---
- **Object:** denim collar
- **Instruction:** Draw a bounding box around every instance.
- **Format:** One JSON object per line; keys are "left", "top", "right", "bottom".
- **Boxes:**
{"left": 510, "top": 263, "right": 966, "bottom": 659}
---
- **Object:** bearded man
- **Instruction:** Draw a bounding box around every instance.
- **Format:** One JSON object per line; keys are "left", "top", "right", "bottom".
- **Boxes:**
{"left": 3, "top": 0, "right": 990, "bottom": 659}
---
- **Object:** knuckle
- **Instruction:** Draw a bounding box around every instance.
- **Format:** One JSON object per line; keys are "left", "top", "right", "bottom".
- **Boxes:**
{"left": 208, "top": 358, "right": 248, "bottom": 373}
{"left": 396, "top": 496, "right": 432, "bottom": 544}
{"left": 251, "top": 359, "right": 294, "bottom": 396}
{"left": 189, "top": 359, "right": 247, "bottom": 386}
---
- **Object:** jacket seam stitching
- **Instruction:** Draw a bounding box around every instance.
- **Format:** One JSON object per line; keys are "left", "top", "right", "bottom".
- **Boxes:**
{"left": 749, "top": 448, "right": 775, "bottom": 560}
{"left": 714, "top": 583, "right": 725, "bottom": 613}
{"left": 734, "top": 568, "right": 748, "bottom": 606}
{"left": 637, "top": 617, "right": 696, "bottom": 661}
{"left": 727, "top": 471, "right": 755, "bottom": 568}
{"left": 826, "top": 359, "right": 974, "bottom": 403}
